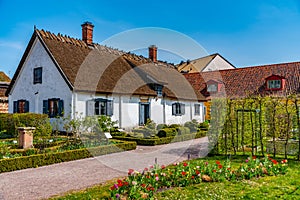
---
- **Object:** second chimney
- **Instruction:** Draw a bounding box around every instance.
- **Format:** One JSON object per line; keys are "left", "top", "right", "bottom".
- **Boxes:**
{"left": 81, "top": 22, "right": 94, "bottom": 45}
{"left": 149, "top": 45, "right": 157, "bottom": 62}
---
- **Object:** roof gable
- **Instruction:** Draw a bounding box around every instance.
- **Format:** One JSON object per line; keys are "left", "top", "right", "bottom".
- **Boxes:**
{"left": 7, "top": 28, "right": 205, "bottom": 101}
{"left": 0, "top": 72, "right": 10, "bottom": 82}
{"left": 185, "top": 61, "right": 300, "bottom": 99}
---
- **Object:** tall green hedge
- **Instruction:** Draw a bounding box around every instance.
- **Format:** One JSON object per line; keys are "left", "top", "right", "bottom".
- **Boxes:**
{"left": 113, "top": 131, "right": 207, "bottom": 146}
{"left": 0, "top": 140, "right": 136, "bottom": 173}
{"left": 0, "top": 113, "right": 52, "bottom": 138}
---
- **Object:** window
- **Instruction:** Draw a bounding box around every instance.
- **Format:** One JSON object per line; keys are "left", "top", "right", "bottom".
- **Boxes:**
{"left": 13, "top": 100, "right": 29, "bottom": 113}
{"left": 95, "top": 99, "right": 113, "bottom": 116}
{"left": 43, "top": 98, "right": 64, "bottom": 118}
{"left": 267, "top": 80, "right": 281, "bottom": 89}
{"left": 86, "top": 98, "right": 113, "bottom": 116}
{"left": 172, "top": 102, "right": 185, "bottom": 116}
{"left": 155, "top": 85, "right": 163, "bottom": 97}
{"left": 33, "top": 67, "right": 42, "bottom": 84}
{"left": 194, "top": 104, "right": 201, "bottom": 115}
{"left": 207, "top": 84, "right": 217, "bottom": 92}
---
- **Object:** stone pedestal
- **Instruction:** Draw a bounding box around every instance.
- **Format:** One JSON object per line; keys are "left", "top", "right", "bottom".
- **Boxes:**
{"left": 18, "top": 127, "right": 35, "bottom": 149}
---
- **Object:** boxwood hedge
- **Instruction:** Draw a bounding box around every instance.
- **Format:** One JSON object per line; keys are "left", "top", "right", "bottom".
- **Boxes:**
{"left": 0, "top": 140, "right": 136, "bottom": 173}
{"left": 113, "top": 131, "right": 207, "bottom": 146}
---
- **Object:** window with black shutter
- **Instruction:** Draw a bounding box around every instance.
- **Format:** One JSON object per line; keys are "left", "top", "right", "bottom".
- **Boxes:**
{"left": 13, "top": 100, "right": 29, "bottom": 113}
{"left": 172, "top": 102, "right": 185, "bottom": 116}
{"left": 43, "top": 98, "right": 64, "bottom": 118}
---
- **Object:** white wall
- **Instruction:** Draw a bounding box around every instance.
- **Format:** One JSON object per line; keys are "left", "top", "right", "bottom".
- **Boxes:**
{"left": 203, "top": 55, "right": 234, "bottom": 72}
{"left": 74, "top": 93, "right": 204, "bottom": 129}
{"left": 8, "top": 38, "right": 72, "bottom": 117}
{"left": 165, "top": 100, "right": 203, "bottom": 125}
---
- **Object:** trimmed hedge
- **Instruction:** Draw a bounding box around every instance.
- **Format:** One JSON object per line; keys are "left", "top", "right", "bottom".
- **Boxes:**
{"left": 0, "top": 113, "right": 52, "bottom": 138}
{"left": 113, "top": 131, "right": 207, "bottom": 146}
{"left": 178, "top": 127, "right": 190, "bottom": 135}
{"left": 0, "top": 140, "right": 136, "bottom": 173}
{"left": 157, "top": 128, "right": 177, "bottom": 138}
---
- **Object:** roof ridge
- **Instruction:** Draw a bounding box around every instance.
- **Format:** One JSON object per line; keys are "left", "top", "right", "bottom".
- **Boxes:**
{"left": 37, "top": 29, "right": 89, "bottom": 48}
{"left": 217, "top": 60, "right": 300, "bottom": 73}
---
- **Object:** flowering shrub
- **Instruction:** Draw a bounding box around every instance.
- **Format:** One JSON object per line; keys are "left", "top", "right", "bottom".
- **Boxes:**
{"left": 110, "top": 156, "right": 288, "bottom": 199}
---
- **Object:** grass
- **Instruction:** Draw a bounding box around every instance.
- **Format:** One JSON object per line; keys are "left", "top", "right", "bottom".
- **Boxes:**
{"left": 49, "top": 155, "right": 300, "bottom": 200}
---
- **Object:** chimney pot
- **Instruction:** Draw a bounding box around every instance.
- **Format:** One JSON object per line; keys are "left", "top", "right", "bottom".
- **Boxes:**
{"left": 149, "top": 45, "right": 157, "bottom": 62}
{"left": 81, "top": 22, "right": 94, "bottom": 45}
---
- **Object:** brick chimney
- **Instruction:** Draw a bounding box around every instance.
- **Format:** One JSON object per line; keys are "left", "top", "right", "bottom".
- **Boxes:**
{"left": 81, "top": 22, "right": 94, "bottom": 45}
{"left": 149, "top": 45, "right": 157, "bottom": 62}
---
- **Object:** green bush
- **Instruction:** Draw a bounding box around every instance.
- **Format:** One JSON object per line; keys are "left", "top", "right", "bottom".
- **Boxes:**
{"left": 184, "top": 120, "right": 199, "bottom": 133}
{"left": 199, "top": 121, "right": 209, "bottom": 130}
{"left": 0, "top": 113, "right": 52, "bottom": 138}
{"left": 132, "top": 127, "right": 156, "bottom": 138}
{"left": 0, "top": 140, "right": 136, "bottom": 173}
{"left": 178, "top": 127, "right": 190, "bottom": 135}
{"left": 156, "top": 124, "right": 168, "bottom": 131}
{"left": 112, "top": 131, "right": 207, "bottom": 146}
{"left": 145, "top": 119, "right": 156, "bottom": 130}
{"left": 157, "top": 128, "right": 177, "bottom": 138}
{"left": 168, "top": 124, "right": 181, "bottom": 130}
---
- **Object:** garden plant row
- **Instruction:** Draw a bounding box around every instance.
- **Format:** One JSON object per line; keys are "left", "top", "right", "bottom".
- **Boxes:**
{"left": 0, "top": 140, "right": 136, "bottom": 173}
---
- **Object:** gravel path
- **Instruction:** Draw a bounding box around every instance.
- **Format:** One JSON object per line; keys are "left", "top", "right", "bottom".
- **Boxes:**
{"left": 0, "top": 137, "right": 209, "bottom": 200}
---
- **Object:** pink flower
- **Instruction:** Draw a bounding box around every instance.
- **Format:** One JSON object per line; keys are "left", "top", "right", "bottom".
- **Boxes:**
{"left": 161, "top": 165, "right": 166, "bottom": 169}
{"left": 155, "top": 176, "right": 159, "bottom": 181}
{"left": 128, "top": 169, "right": 134, "bottom": 175}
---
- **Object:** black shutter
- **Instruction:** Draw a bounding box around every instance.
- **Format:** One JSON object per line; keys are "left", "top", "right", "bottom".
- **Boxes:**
{"left": 58, "top": 99, "right": 64, "bottom": 117}
{"left": 43, "top": 100, "right": 49, "bottom": 115}
{"left": 13, "top": 101, "right": 18, "bottom": 113}
{"left": 107, "top": 100, "right": 113, "bottom": 116}
{"left": 172, "top": 103, "right": 176, "bottom": 115}
{"left": 24, "top": 101, "right": 29, "bottom": 113}
{"left": 181, "top": 103, "right": 185, "bottom": 115}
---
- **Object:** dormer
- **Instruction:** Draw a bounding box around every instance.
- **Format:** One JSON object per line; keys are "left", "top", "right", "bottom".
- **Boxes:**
{"left": 206, "top": 79, "right": 223, "bottom": 93}
{"left": 265, "top": 75, "right": 286, "bottom": 91}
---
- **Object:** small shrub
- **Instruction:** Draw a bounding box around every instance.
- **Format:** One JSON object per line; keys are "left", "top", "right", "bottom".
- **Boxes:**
{"left": 145, "top": 119, "right": 156, "bottom": 130}
{"left": 178, "top": 127, "right": 190, "bottom": 135}
{"left": 184, "top": 120, "right": 198, "bottom": 133}
{"left": 157, "top": 128, "right": 177, "bottom": 138}
{"left": 132, "top": 127, "right": 156, "bottom": 138}
{"left": 156, "top": 124, "right": 168, "bottom": 131}
{"left": 168, "top": 124, "right": 181, "bottom": 130}
{"left": 199, "top": 121, "right": 209, "bottom": 130}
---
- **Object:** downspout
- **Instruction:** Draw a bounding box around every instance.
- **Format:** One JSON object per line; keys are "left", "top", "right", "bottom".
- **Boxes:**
{"left": 72, "top": 92, "right": 76, "bottom": 119}
{"left": 163, "top": 98, "right": 166, "bottom": 124}
{"left": 119, "top": 95, "right": 122, "bottom": 128}
{"left": 190, "top": 102, "right": 193, "bottom": 121}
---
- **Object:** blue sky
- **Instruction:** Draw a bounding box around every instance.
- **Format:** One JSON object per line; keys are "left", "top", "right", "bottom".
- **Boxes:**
{"left": 1, "top": 0, "right": 300, "bottom": 77}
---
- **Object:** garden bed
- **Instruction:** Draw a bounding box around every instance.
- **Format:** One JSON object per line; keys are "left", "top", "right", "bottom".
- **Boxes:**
{"left": 112, "top": 131, "right": 207, "bottom": 146}
{"left": 0, "top": 140, "right": 136, "bottom": 173}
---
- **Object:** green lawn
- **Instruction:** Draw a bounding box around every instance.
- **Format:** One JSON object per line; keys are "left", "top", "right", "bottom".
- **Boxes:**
{"left": 50, "top": 156, "right": 300, "bottom": 200}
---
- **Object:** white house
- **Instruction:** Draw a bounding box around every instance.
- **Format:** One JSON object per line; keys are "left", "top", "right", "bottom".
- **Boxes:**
{"left": 6, "top": 22, "right": 207, "bottom": 130}
{"left": 177, "top": 53, "right": 235, "bottom": 73}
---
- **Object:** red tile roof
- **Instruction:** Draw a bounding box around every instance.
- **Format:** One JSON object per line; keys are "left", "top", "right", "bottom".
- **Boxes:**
{"left": 185, "top": 61, "right": 300, "bottom": 99}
